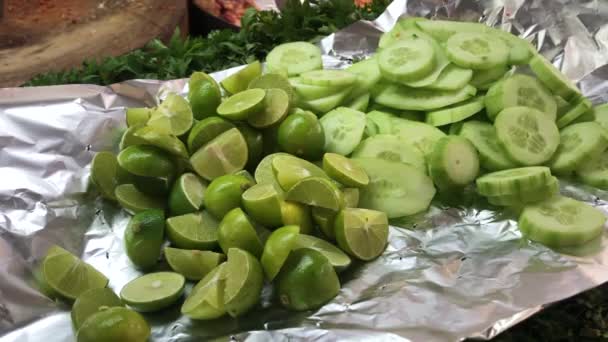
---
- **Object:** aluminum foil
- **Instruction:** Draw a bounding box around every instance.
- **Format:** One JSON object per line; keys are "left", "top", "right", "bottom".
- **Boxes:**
{"left": 2, "top": 0, "right": 608, "bottom": 341}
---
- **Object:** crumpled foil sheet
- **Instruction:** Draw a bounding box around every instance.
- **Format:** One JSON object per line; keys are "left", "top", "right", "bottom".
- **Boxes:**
{"left": 2, "top": 0, "right": 608, "bottom": 341}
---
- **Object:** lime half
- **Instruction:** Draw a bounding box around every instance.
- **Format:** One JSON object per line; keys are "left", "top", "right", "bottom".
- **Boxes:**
{"left": 221, "top": 61, "right": 263, "bottom": 94}
{"left": 117, "top": 145, "right": 175, "bottom": 178}
{"left": 126, "top": 107, "right": 152, "bottom": 127}
{"left": 133, "top": 126, "right": 189, "bottom": 158}
{"left": 190, "top": 128, "right": 248, "bottom": 180}
{"left": 76, "top": 307, "right": 150, "bottom": 342}
{"left": 261, "top": 225, "right": 300, "bottom": 281}
{"left": 271, "top": 154, "right": 328, "bottom": 191}
{"left": 286, "top": 177, "right": 344, "bottom": 211}
{"left": 242, "top": 183, "right": 284, "bottom": 227}
{"left": 323, "top": 153, "right": 369, "bottom": 187}
{"left": 247, "top": 88, "right": 290, "bottom": 128}
{"left": 71, "top": 287, "right": 123, "bottom": 330}
{"left": 223, "top": 248, "right": 264, "bottom": 317}
{"left": 124, "top": 209, "right": 165, "bottom": 270}
{"left": 343, "top": 188, "right": 360, "bottom": 208}
{"left": 189, "top": 72, "right": 222, "bottom": 120}
{"left": 166, "top": 212, "right": 219, "bottom": 250}
{"left": 218, "top": 208, "right": 263, "bottom": 258}
{"left": 181, "top": 263, "right": 227, "bottom": 320}
{"left": 168, "top": 173, "right": 207, "bottom": 216}
{"left": 148, "top": 93, "right": 194, "bottom": 136}
{"left": 248, "top": 73, "right": 295, "bottom": 103}
{"left": 187, "top": 117, "right": 235, "bottom": 154}
{"left": 115, "top": 184, "right": 165, "bottom": 214}
{"left": 334, "top": 208, "right": 389, "bottom": 261}
{"left": 311, "top": 206, "right": 337, "bottom": 239}
{"left": 118, "top": 124, "right": 147, "bottom": 151}
{"left": 217, "top": 89, "right": 266, "bottom": 121}
{"left": 280, "top": 201, "right": 314, "bottom": 235}
{"left": 254, "top": 152, "right": 290, "bottom": 193}
{"left": 42, "top": 246, "right": 108, "bottom": 301}
{"left": 293, "top": 234, "right": 351, "bottom": 271}
{"left": 91, "top": 152, "right": 118, "bottom": 201}
{"left": 165, "top": 247, "right": 225, "bottom": 281}
{"left": 120, "top": 272, "right": 185, "bottom": 312}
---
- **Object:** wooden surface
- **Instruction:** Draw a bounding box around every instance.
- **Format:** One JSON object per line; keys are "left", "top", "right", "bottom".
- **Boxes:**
{"left": 0, "top": 0, "right": 187, "bottom": 87}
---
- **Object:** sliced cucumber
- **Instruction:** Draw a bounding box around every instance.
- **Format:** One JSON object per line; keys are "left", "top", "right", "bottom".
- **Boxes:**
{"left": 351, "top": 134, "right": 426, "bottom": 172}
{"left": 593, "top": 104, "right": 608, "bottom": 133}
{"left": 401, "top": 30, "right": 450, "bottom": 88}
{"left": 364, "top": 117, "right": 379, "bottom": 138}
{"left": 550, "top": 122, "right": 608, "bottom": 175}
{"left": 469, "top": 65, "right": 509, "bottom": 89}
{"left": 346, "top": 57, "right": 382, "bottom": 98}
{"left": 399, "top": 110, "right": 425, "bottom": 121}
{"left": 300, "top": 70, "right": 357, "bottom": 88}
{"left": 379, "top": 18, "right": 429, "bottom": 48}
{"left": 301, "top": 86, "right": 353, "bottom": 114}
{"left": 577, "top": 150, "right": 608, "bottom": 189}
{"left": 416, "top": 20, "right": 487, "bottom": 42}
{"left": 389, "top": 118, "right": 447, "bottom": 157}
{"left": 366, "top": 110, "right": 395, "bottom": 134}
{"left": 378, "top": 38, "right": 436, "bottom": 83}
{"left": 492, "top": 30, "right": 534, "bottom": 65}
{"left": 556, "top": 97, "right": 592, "bottom": 128}
{"left": 343, "top": 93, "right": 370, "bottom": 112}
{"left": 372, "top": 82, "right": 477, "bottom": 111}
{"left": 476, "top": 166, "right": 552, "bottom": 196}
{"left": 494, "top": 106, "right": 560, "bottom": 165}
{"left": 266, "top": 42, "right": 323, "bottom": 76}
{"left": 446, "top": 32, "right": 509, "bottom": 70}
{"left": 353, "top": 158, "right": 436, "bottom": 218}
{"left": 459, "top": 121, "right": 517, "bottom": 171}
{"left": 485, "top": 74, "right": 557, "bottom": 121}
{"left": 290, "top": 77, "right": 346, "bottom": 101}
{"left": 428, "top": 136, "right": 479, "bottom": 190}
{"left": 427, "top": 65, "right": 473, "bottom": 91}
{"left": 425, "top": 96, "right": 485, "bottom": 127}
{"left": 319, "top": 107, "right": 367, "bottom": 155}
{"left": 529, "top": 54, "right": 582, "bottom": 101}
{"left": 249, "top": 73, "right": 295, "bottom": 103}
{"left": 519, "top": 196, "right": 605, "bottom": 247}
{"left": 487, "top": 176, "right": 559, "bottom": 206}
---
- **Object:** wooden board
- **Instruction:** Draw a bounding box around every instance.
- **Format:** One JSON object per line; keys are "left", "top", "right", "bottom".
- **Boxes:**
{"left": 0, "top": 0, "right": 187, "bottom": 87}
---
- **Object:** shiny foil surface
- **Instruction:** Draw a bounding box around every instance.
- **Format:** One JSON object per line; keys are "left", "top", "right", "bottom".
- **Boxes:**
{"left": 2, "top": 0, "right": 608, "bottom": 341}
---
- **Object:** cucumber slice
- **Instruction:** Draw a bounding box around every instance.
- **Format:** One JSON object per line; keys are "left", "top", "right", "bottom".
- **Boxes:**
{"left": 469, "top": 65, "right": 509, "bottom": 89}
{"left": 290, "top": 77, "right": 346, "bottom": 101}
{"left": 446, "top": 32, "right": 509, "bottom": 70}
{"left": 364, "top": 117, "right": 379, "bottom": 138}
{"left": 343, "top": 93, "right": 370, "bottom": 112}
{"left": 577, "top": 150, "right": 608, "bottom": 189}
{"left": 301, "top": 87, "right": 353, "bottom": 114}
{"left": 492, "top": 30, "right": 534, "bottom": 65}
{"left": 346, "top": 57, "right": 382, "bottom": 98}
{"left": 366, "top": 110, "right": 395, "bottom": 134}
{"left": 378, "top": 38, "right": 436, "bottom": 83}
{"left": 487, "top": 176, "right": 559, "bottom": 206}
{"left": 495, "top": 106, "right": 560, "bottom": 165}
{"left": 300, "top": 70, "right": 357, "bottom": 88}
{"left": 351, "top": 134, "right": 426, "bottom": 172}
{"left": 379, "top": 21, "right": 434, "bottom": 49}
{"left": 401, "top": 30, "right": 450, "bottom": 88}
{"left": 319, "top": 107, "right": 366, "bottom": 155}
{"left": 416, "top": 20, "right": 487, "bottom": 42}
{"left": 399, "top": 110, "right": 425, "bottom": 121}
{"left": 428, "top": 136, "right": 479, "bottom": 190}
{"left": 529, "top": 54, "right": 582, "bottom": 101}
{"left": 249, "top": 73, "right": 295, "bottom": 103}
{"left": 519, "top": 196, "right": 605, "bottom": 247}
{"left": 427, "top": 65, "right": 473, "bottom": 91}
{"left": 353, "top": 158, "right": 436, "bottom": 218}
{"left": 485, "top": 74, "right": 557, "bottom": 121}
{"left": 556, "top": 97, "right": 592, "bottom": 128}
{"left": 459, "top": 121, "right": 517, "bottom": 171}
{"left": 476, "top": 166, "right": 552, "bottom": 196}
{"left": 425, "top": 96, "right": 485, "bottom": 127}
{"left": 372, "top": 82, "right": 477, "bottom": 111}
{"left": 389, "top": 118, "right": 447, "bottom": 157}
{"left": 266, "top": 42, "right": 323, "bottom": 76}
{"left": 550, "top": 122, "right": 608, "bottom": 175}
{"left": 593, "top": 104, "right": 608, "bottom": 133}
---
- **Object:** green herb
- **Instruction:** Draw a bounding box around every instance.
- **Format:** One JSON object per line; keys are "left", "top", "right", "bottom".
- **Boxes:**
{"left": 25, "top": 0, "right": 391, "bottom": 86}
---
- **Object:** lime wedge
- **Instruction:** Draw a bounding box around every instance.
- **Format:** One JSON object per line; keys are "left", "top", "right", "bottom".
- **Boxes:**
{"left": 148, "top": 93, "right": 193, "bottom": 136}
{"left": 71, "top": 287, "right": 123, "bottom": 330}
{"left": 218, "top": 208, "right": 263, "bottom": 257}
{"left": 166, "top": 211, "right": 219, "bottom": 250}
{"left": 189, "top": 72, "right": 222, "bottom": 120}
{"left": 133, "top": 126, "right": 189, "bottom": 158}
{"left": 42, "top": 246, "right": 108, "bottom": 301}
{"left": 187, "top": 117, "right": 235, "bottom": 154}
{"left": 280, "top": 201, "right": 314, "bottom": 235}
{"left": 91, "top": 152, "right": 118, "bottom": 201}
{"left": 322, "top": 153, "right": 369, "bottom": 187}
{"left": 242, "top": 183, "right": 284, "bottom": 227}
{"left": 115, "top": 184, "right": 165, "bottom": 214}
{"left": 190, "top": 128, "right": 248, "bottom": 180}
{"left": 248, "top": 73, "right": 295, "bottom": 103}
{"left": 223, "top": 248, "right": 264, "bottom": 317}
{"left": 168, "top": 173, "right": 207, "bottom": 216}
{"left": 271, "top": 154, "right": 328, "bottom": 191}
{"left": 165, "top": 247, "right": 225, "bottom": 281}
{"left": 334, "top": 208, "right": 389, "bottom": 261}
{"left": 221, "top": 61, "right": 263, "bottom": 94}
{"left": 293, "top": 234, "right": 351, "bottom": 271}
{"left": 181, "top": 263, "right": 227, "bottom": 319}
{"left": 126, "top": 107, "right": 152, "bottom": 127}
{"left": 311, "top": 206, "right": 337, "bottom": 239}
{"left": 247, "top": 88, "right": 290, "bottom": 128}
{"left": 117, "top": 145, "right": 175, "bottom": 178}
{"left": 118, "top": 124, "right": 147, "bottom": 151}
{"left": 204, "top": 174, "right": 254, "bottom": 219}
{"left": 217, "top": 89, "right": 266, "bottom": 121}
{"left": 124, "top": 209, "right": 165, "bottom": 270}
{"left": 286, "top": 177, "right": 344, "bottom": 211}
{"left": 131, "top": 174, "right": 173, "bottom": 197}
{"left": 234, "top": 169, "right": 255, "bottom": 183}
{"left": 343, "top": 187, "right": 360, "bottom": 208}
{"left": 234, "top": 122, "right": 264, "bottom": 170}
{"left": 120, "top": 272, "right": 185, "bottom": 312}
{"left": 261, "top": 225, "right": 300, "bottom": 280}
{"left": 254, "top": 152, "right": 290, "bottom": 193}
{"left": 76, "top": 307, "right": 150, "bottom": 342}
